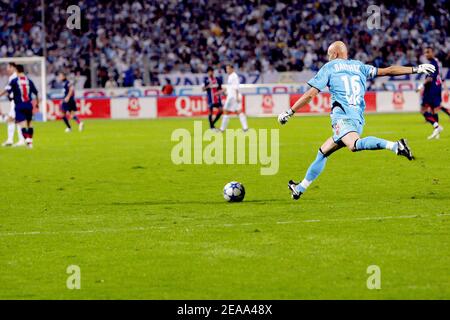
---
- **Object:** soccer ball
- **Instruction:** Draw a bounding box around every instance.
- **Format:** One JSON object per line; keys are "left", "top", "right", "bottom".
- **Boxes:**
{"left": 223, "top": 181, "right": 245, "bottom": 202}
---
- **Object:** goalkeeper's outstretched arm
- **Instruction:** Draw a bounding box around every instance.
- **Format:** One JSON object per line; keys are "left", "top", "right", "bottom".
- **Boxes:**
{"left": 377, "top": 64, "right": 435, "bottom": 77}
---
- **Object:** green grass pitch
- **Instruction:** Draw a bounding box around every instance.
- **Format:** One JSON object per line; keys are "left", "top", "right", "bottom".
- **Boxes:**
{"left": 0, "top": 113, "right": 449, "bottom": 299}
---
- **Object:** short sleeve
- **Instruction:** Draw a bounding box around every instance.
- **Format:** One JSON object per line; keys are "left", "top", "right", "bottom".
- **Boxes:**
{"left": 65, "top": 80, "right": 73, "bottom": 89}
{"left": 427, "top": 59, "right": 439, "bottom": 80}
{"left": 5, "top": 78, "right": 13, "bottom": 92}
{"left": 307, "top": 65, "right": 330, "bottom": 91}
{"left": 232, "top": 74, "right": 240, "bottom": 86}
{"left": 361, "top": 64, "right": 378, "bottom": 80}
{"left": 30, "top": 80, "right": 38, "bottom": 95}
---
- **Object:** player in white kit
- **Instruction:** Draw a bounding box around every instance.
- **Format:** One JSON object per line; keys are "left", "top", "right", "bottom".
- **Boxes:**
{"left": 0, "top": 62, "right": 25, "bottom": 147}
{"left": 219, "top": 64, "right": 249, "bottom": 132}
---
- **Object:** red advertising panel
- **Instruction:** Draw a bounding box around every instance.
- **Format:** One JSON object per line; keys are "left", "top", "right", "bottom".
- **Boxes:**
{"left": 289, "top": 93, "right": 332, "bottom": 114}
{"left": 289, "top": 92, "right": 376, "bottom": 113}
{"left": 47, "top": 98, "right": 111, "bottom": 119}
{"left": 157, "top": 96, "right": 209, "bottom": 117}
{"left": 157, "top": 96, "right": 239, "bottom": 117}
{"left": 364, "top": 92, "right": 377, "bottom": 112}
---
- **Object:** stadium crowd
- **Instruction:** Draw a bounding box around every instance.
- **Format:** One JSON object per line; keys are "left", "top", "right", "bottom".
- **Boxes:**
{"left": 0, "top": 0, "right": 449, "bottom": 88}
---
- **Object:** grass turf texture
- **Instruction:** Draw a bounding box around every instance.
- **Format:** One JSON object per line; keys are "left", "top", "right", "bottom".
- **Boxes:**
{"left": 0, "top": 113, "right": 449, "bottom": 299}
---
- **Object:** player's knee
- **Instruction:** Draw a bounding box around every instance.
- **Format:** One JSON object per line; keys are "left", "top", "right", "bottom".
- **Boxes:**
{"left": 319, "top": 147, "right": 332, "bottom": 157}
{"left": 347, "top": 140, "right": 358, "bottom": 152}
{"left": 350, "top": 139, "right": 361, "bottom": 152}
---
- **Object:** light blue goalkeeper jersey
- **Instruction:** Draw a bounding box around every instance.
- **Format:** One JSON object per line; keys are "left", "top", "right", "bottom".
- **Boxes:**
{"left": 307, "top": 59, "right": 378, "bottom": 125}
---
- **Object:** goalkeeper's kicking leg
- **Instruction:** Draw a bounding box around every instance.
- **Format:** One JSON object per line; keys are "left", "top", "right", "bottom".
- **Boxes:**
{"left": 288, "top": 132, "right": 414, "bottom": 200}
{"left": 288, "top": 137, "right": 341, "bottom": 200}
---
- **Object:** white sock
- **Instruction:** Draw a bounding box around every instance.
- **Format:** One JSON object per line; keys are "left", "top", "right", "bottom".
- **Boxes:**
{"left": 386, "top": 141, "right": 397, "bottom": 153}
{"left": 7, "top": 122, "right": 15, "bottom": 143}
{"left": 300, "top": 179, "right": 312, "bottom": 190}
{"left": 220, "top": 115, "right": 230, "bottom": 131}
{"left": 17, "top": 124, "right": 24, "bottom": 142}
{"left": 239, "top": 112, "right": 248, "bottom": 131}
{"left": 433, "top": 122, "right": 439, "bottom": 129}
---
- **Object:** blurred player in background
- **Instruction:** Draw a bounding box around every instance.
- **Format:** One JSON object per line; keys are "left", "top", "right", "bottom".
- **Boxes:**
{"left": 6, "top": 65, "right": 38, "bottom": 148}
{"left": 278, "top": 41, "right": 435, "bottom": 200}
{"left": 58, "top": 72, "right": 84, "bottom": 132}
{"left": 203, "top": 67, "right": 223, "bottom": 130}
{"left": 0, "top": 62, "right": 25, "bottom": 147}
{"left": 219, "top": 64, "right": 248, "bottom": 132}
{"left": 417, "top": 47, "right": 449, "bottom": 139}
{"left": 161, "top": 79, "right": 174, "bottom": 95}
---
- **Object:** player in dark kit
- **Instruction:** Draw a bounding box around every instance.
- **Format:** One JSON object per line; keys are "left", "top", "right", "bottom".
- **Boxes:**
{"left": 58, "top": 72, "right": 84, "bottom": 132}
{"left": 417, "top": 47, "right": 449, "bottom": 139}
{"left": 203, "top": 67, "right": 223, "bottom": 130}
{"left": 6, "top": 65, "right": 38, "bottom": 148}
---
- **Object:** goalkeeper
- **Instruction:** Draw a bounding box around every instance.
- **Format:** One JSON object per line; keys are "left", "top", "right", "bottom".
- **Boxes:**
{"left": 278, "top": 41, "right": 435, "bottom": 200}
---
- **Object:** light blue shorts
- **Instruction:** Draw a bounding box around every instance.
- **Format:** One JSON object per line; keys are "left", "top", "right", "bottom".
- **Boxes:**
{"left": 332, "top": 118, "right": 363, "bottom": 143}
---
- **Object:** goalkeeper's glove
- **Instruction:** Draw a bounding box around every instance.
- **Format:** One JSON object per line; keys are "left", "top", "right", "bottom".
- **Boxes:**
{"left": 278, "top": 108, "right": 294, "bottom": 125}
{"left": 412, "top": 64, "right": 435, "bottom": 75}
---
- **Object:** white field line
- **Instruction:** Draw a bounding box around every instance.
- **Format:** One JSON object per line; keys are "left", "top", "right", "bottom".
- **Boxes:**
{"left": 0, "top": 213, "right": 449, "bottom": 238}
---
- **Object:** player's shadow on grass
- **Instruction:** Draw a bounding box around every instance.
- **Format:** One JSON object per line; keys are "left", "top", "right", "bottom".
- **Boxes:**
{"left": 110, "top": 199, "right": 285, "bottom": 206}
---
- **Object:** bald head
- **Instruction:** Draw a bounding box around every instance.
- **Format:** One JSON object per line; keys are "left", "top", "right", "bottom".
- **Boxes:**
{"left": 327, "top": 41, "right": 348, "bottom": 61}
